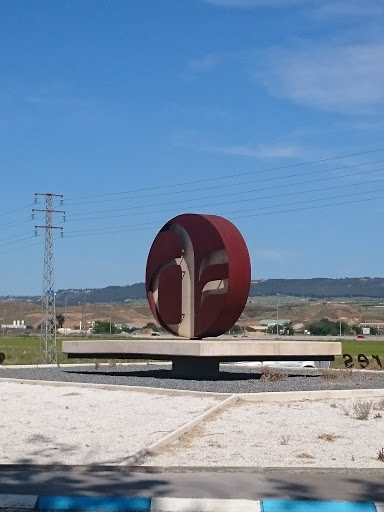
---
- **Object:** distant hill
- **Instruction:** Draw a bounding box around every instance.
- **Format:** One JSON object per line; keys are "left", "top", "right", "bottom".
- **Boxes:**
{"left": 2, "top": 277, "right": 384, "bottom": 305}
{"left": 54, "top": 283, "right": 146, "bottom": 306}
{"left": 249, "top": 277, "right": 384, "bottom": 299}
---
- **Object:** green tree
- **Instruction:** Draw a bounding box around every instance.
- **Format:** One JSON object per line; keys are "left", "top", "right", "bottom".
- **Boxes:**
{"left": 143, "top": 322, "right": 161, "bottom": 332}
{"left": 92, "top": 320, "right": 120, "bottom": 334}
{"left": 305, "top": 318, "right": 351, "bottom": 336}
{"left": 228, "top": 324, "right": 243, "bottom": 335}
{"left": 281, "top": 321, "right": 294, "bottom": 336}
{"left": 121, "top": 326, "right": 139, "bottom": 334}
{"left": 351, "top": 324, "right": 362, "bottom": 335}
{"left": 56, "top": 314, "right": 65, "bottom": 328}
{"left": 267, "top": 323, "right": 285, "bottom": 334}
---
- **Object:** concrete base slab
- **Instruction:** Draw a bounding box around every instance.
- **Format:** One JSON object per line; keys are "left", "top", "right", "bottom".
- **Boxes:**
{"left": 63, "top": 339, "right": 341, "bottom": 379}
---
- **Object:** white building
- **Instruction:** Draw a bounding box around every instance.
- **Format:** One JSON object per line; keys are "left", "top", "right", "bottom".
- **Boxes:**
{"left": 1, "top": 320, "right": 26, "bottom": 330}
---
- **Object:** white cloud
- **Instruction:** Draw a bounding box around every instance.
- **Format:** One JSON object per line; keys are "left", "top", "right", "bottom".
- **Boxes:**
{"left": 253, "top": 43, "right": 384, "bottom": 112}
{"left": 203, "top": 0, "right": 383, "bottom": 16}
{"left": 187, "top": 54, "right": 221, "bottom": 73}
{"left": 312, "top": 1, "right": 384, "bottom": 19}
{"left": 172, "top": 135, "right": 302, "bottom": 159}
{"left": 253, "top": 248, "right": 289, "bottom": 262}
{"left": 211, "top": 143, "right": 301, "bottom": 158}
{"left": 203, "top": 0, "right": 297, "bottom": 6}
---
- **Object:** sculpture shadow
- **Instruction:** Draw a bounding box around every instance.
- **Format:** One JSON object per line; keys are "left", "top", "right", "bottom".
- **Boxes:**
{"left": 65, "top": 368, "right": 264, "bottom": 381}
{"left": 64, "top": 367, "right": 322, "bottom": 382}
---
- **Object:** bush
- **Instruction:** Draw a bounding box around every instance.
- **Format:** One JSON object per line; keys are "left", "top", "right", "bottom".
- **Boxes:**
{"left": 143, "top": 322, "right": 161, "bottom": 332}
{"left": 352, "top": 400, "right": 372, "bottom": 420}
{"left": 305, "top": 318, "right": 351, "bottom": 336}
{"left": 92, "top": 320, "right": 121, "bottom": 334}
{"left": 260, "top": 366, "right": 288, "bottom": 382}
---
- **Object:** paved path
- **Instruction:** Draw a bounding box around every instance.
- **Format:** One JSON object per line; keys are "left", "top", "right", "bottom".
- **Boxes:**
{"left": 0, "top": 467, "right": 384, "bottom": 502}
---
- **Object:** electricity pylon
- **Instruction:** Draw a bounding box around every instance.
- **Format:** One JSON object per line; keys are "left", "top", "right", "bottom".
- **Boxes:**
{"left": 33, "top": 193, "right": 65, "bottom": 364}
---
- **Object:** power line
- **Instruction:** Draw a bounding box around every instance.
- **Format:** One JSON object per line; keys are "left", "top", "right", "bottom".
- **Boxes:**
{"left": 62, "top": 187, "right": 384, "bottom": 239}
{"left": 0, "top": 217, "right": 31, "bottom": 232}
{"left": 231, "top": 194, "right": 384, "bottom": 221}
{"left": 64, "top": 147, "right": 384, "bottom": 204}
{"left": 64, "top": 162, "right": 384, "bottom": 223}
{"left": 0, "top": 238, "right": 44, "bottom": 256}
{"left": 0, "top": 231, "right": 34, "bottom": 244}
{"left": 0, "top": 203, "right": 34, "bottom": 218}
{"left": 2, "top": 147, "right": 384, "bottom": 255}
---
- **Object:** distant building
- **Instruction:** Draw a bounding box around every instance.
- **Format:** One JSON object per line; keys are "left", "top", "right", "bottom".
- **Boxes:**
{"left": 359, "top": 322, "right": 384, "bottom": 330}
{"left": 260, "top": 319, "right": 290, "bottom": 326}
{"left": 1, "top": 320, "right": 26, "bottom": 330}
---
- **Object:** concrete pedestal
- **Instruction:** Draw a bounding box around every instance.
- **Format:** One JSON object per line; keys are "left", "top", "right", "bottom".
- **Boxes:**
{"left": 62, "top": 338, "right": 342, "bottom": 379}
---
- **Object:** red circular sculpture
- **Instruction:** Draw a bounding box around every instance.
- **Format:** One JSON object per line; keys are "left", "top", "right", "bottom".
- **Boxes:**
{"left": 146, "top": 214, "right": 251, "bottom": 338}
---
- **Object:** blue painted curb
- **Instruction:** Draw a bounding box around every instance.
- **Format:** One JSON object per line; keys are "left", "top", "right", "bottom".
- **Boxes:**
{"left": 262, "top": 500, "right": 377, "bottom": 512}
{"left": 35, "top": 496, "right": 152, "bottom": 511}
{"left": 0, "top": 494, "right": 382, "bottom": 512}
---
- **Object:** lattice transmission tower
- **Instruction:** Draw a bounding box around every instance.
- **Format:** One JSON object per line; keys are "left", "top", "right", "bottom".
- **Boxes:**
{"left": 33, "top": 193, "right": 65, "bottom": 364}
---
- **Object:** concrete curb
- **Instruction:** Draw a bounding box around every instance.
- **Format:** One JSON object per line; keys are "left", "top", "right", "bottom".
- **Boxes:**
{"left": 262, "top": 501, "right": 380, "bottom": 512}
{"left": 121, "top": 395, "right": 238, "bottom": 465}
{"left": 0, "top": 495, "right": 383, "bottom": 512}
{"left": 0, "top": 377, "right": 231, "bottom": 398}
{"left": 238, "top": 388, "right": 384, "bottom": 402}
{"left": 1, "top": 464, "right": 384, "bottom": 473}
{"left": 3, "top": 377, "right": 384, "bottom": 402}
{"left": 0, "top": 362, "right": 173, "bottom": 369}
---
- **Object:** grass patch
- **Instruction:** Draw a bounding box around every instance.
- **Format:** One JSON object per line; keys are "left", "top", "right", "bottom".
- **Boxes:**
{"left": 0, "top": 335, "right": 142, "bottom": 365}
{"left": 332, "top": 340, "right": 384, "bottom": 369}
{"left": 2, "top": 336, "right": 384, "bottom": 369}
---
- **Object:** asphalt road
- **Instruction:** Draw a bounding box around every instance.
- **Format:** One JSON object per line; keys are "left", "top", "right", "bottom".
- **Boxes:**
{"left": 0, "top": 467, "right": 384, "bottom": 501}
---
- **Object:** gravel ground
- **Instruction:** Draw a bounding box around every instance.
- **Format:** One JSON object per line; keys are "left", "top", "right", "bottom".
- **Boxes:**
{"left": 2, "top": 366, "right": 384, "bottom": 469}
{"left": 0, "top": 381, "right": 217, "bottom": 466}
{"left": 1, "top": 364, "right": 384, "bottom": 393}
{"left": 142, "top": 398, "right": 384, "bottom": 468}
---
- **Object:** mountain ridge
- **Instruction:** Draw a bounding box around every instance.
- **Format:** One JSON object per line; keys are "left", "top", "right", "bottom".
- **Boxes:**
{"left": 2, "top": 277, "right": 384, "bottom": 306}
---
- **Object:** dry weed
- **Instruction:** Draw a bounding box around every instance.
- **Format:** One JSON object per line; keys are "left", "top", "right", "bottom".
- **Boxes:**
{"left": 340, "top": 369, "right": 354, "bottom": 380}
{"left": 320, "top": 369, "right": 338, "bottom": 380}
{"left": 374, "top": 399, "right": 384, "bottom": 411}
{"left": 338, "top": 403, "right": 349, "bottom": 416}
{"left": 296, "top": 452, "right": 315, "bottom": 459}
{"left": 260, "top": 366, "right": 288, "bottom": 382}
{"left": 318, "top": 433, "right": 339, "bottom": 442}
{"left": 352, "top": 400, "right": 372, "bottom": 420}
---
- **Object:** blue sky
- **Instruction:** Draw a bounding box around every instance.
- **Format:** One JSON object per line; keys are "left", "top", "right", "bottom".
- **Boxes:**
{"left": 1, "top": 0, "right": 384, "bottom": 295}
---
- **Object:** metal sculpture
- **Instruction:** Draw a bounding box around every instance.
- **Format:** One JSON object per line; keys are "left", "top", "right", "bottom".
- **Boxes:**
{"left": 146, "top": 214, "right": 251, "bottom": 338}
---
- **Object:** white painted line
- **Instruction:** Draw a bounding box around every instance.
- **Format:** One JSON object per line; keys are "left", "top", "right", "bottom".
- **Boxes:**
{"left": 0, "top": 494, "right": 37, "bottom": 509}
{"left": 375, "top": 503, "right": 384, "bottom": 512}
{"left": 151, "top": 497, "right": 262, "bottom": 512}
